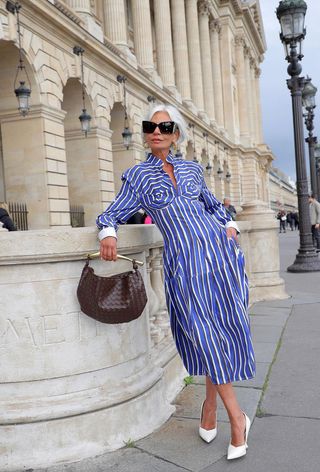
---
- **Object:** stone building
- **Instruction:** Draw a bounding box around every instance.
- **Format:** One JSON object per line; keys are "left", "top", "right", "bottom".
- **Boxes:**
{"left": 269, "top": 166, "right": 298, "bottom": 213}
{"left": 0, "top": 0, "right": 287, "bottom": 470}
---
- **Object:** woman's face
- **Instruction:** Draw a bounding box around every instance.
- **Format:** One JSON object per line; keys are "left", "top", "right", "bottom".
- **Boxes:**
{"left": 144, "top": 111, "right": 179, "bottom": 154}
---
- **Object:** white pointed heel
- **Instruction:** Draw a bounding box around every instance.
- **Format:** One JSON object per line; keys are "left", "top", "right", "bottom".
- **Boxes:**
{"left": 227, "top": 412, "right": 251, "bottom": 460}
{"left": 199, "top": 400, "right": 217, "bottom": 443}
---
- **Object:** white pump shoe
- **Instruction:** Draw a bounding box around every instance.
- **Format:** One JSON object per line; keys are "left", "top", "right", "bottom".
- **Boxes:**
{"left": 227, "top": 412, "right": 251, "bottom": 460}
{"left": 198, "top": 400, "right": 217, "bottom": 443}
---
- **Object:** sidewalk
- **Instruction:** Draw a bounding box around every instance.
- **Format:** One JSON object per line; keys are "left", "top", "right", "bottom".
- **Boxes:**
{"left": 33, "top": 231, "right": 320, "bottom": 472}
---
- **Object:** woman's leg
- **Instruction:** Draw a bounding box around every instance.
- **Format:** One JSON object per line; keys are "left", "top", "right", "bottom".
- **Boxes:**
{"left": 215, "top": 382, "right": 246, "bottom": 446}
{"left": 201, "top": 376, "right": 218, "bottom": 429}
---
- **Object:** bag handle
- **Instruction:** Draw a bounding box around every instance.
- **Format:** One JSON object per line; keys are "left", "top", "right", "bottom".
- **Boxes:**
{"left": 87, "top": 252, "right": 144, "bottom": 268}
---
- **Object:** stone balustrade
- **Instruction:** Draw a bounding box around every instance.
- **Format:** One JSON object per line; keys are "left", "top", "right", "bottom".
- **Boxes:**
{"left": 0, "top": 217, "right": 286, "bottom": 470}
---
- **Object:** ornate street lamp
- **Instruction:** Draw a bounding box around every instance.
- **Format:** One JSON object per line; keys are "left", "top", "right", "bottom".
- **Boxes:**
{"left": 6, "top": 1, "right": 32, "bottom": 116}
{"left": 117, "top": 75, "right": 133, "bottom": 150}
{"left": 217, "top": 166, "right": 223, "bottom": 180}
{"left": 302, "top": 77, "right": 318, "bottom": 199}
{"left": 276, "top": 0, "right": 320, "bottom": 272}
{"left": 205, "top": 161, "right": 212, "bottom": 176}
{"left": 73, "top": 46, "right": 91, "bottom": 136}
{"left": 315, "top": 144, "right": 320, "bottom": 201}
{"left": 226, "top": 170, "right": 232, "bottom": 183}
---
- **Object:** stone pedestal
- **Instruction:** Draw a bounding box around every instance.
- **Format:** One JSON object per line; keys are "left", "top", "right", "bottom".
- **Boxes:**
{"left": 237, "top": 200, "right": 288, "bottom": 303}
{"left": 0, "top": 226, "right": 185, "bottom": 471}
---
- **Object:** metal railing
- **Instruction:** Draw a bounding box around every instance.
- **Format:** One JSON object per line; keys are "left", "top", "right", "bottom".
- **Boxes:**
{"left": 8, "top": 202, "right": 28, "bottom": 230}
{"left": 70, "top": 204, "right": 85, "bottom": 227}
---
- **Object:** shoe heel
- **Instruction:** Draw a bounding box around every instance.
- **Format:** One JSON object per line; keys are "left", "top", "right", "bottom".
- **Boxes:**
{"left": 199, "top": 400, "right": 217, "bottom": 443}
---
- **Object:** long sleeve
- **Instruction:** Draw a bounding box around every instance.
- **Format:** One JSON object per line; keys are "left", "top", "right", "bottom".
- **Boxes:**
{"left": 199, "top": 178, "right": 240, "bottom": 232}
{"left": 96, "top": 172, "right": 142, "bottom": 239}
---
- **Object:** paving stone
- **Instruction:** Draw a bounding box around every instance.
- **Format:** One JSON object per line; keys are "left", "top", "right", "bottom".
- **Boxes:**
{"left": 252, "top": 341, "right": 278, "bottom": 363}
{"left": 136, "top": 416, "right": 230, "bottom": 472}
{"left": 249, "top": 305, "right": 291, "bottom": 316}
{"left": 199, "top": 416, "right": 320, "bottom": 472}
{"left": 31, "top": 448, "right": 188, "bottom": 472}
{"left": 251, "top": 324, "right": 284, "bottom": 343}
{"left": 261, "top": 303, "right": 320, "bottom": 419}
{"left": 250, "top": 313, "right": 289, "bottom": 327}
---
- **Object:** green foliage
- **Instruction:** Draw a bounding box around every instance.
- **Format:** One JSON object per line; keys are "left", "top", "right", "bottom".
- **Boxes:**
{"left": 123, "top": 438, "right": 135, "bottom": 448}
{"left": 183, "top": 375, "right": 194, "bottom": 386}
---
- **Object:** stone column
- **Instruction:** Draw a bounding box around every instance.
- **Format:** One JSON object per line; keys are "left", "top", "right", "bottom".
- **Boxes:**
{"left": 244, "top": 46, "right": 255, "bottom": 147}
{"left": 131, "top": 0, "right": 154, "bottom": 72}
{"left": 153, "top": 0, "right": 176, "bottom": 90}
{"left": 198, "top": 1, "right": 215, "bottom": 123}
{"left": 219, "top": 21, "right": 236, "bottom": 140}
{"left": 250, "top": 58, "right": 259, "bottom": 146}
{"left": 103, "top": 0, "right": 129, "bottom": 53}
{"left": 171, "top": 0, "right": 192, "bottom": 102}
{"left": 210, "top": 20, "right": 224, "bottom": 128}
{"left": 254, "top": 66, "right": 264, "bottom": 144}
{"left": 235, "top": 35, "right": 250, "bottom": 146}
{"left": 237, "top": 201, "right": 287, "bottom": 302}
{"left": 185, "top": 0, "right": 205, "bottom": 113}
{"left": 67, "top": 0, "right": 103, "bottom": 41}
{"left": 67, "top": 0, "right": 91, "bottom": 12}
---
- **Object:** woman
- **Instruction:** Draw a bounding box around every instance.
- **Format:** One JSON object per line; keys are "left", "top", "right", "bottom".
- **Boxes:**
{"left": 97, "top": 104, "right": 255, "bottom": 460}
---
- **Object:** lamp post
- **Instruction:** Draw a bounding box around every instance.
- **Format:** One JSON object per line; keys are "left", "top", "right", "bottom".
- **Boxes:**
{"left": 302, "top": 78, "right": 318, "bottom": 199}
{"left": 315, "top": 144, "right": 320, "bottom": 201}
{"left": 6, "top": 1, "right": 32, "bottom": 116}
{"left": 117, "top": 75, "right": 133, "bottom": 149}
{"left": 276, "top": 0, "right": 320, "bottom": 272}
{"left": 73, "top": 46, "right": 91, "bottom": 136}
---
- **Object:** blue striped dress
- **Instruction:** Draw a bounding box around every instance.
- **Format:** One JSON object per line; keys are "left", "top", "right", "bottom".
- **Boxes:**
{"left": 97, "top": 152, "right": 255, "bottom": 384}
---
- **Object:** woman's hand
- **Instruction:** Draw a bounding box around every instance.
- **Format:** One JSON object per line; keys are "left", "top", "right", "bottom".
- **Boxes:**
{"left": 226, "top": 227, "right": 238, "bottom": 242}
{"left": 100, "top": 236, "right": 117, "bottom": 261}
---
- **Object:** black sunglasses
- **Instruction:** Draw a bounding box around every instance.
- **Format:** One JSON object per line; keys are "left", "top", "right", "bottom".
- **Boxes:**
{"left": 142, "top": 121, "right": 177, "bottom": 134}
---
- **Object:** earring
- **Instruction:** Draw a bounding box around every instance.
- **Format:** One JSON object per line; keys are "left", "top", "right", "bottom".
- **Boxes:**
{"left": 144, "top": 142, "right": 149, "bottom": 149}
{"left": 172, "top": 142, "right": 177, "bottom": 151}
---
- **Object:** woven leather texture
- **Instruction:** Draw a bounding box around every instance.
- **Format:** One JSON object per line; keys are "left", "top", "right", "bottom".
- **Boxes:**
{"left": 77, "top": 259, "right": 148, "bottom": 324}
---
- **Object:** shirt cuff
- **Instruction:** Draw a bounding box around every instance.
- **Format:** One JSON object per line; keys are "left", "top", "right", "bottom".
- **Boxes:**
{"left": 225, "top": 221, "right": 240, "bottom": 234}
{"left": 98, "top": 227, "right": 117, "bottom": 241}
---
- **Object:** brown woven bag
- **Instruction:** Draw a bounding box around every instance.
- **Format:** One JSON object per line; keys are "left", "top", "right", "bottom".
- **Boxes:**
{"left": 77, "top": 257, "right": 148, "bottom": 324}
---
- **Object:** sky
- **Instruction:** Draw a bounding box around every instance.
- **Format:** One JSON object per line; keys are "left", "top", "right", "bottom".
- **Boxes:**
{"left": 259, "top": 0, "right": 320, "bottom": 181}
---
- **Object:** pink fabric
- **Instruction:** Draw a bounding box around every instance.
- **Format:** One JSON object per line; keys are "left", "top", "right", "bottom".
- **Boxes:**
{"left": 144, "top": 215, "right": 152, "bottom": 224}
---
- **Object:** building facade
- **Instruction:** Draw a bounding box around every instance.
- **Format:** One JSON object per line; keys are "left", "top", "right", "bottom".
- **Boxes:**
{"left": 269, "top": 166, "right": 298, "bottom": 213}
{"left": 0, "top": 1, "right": 287, "bottom": 470}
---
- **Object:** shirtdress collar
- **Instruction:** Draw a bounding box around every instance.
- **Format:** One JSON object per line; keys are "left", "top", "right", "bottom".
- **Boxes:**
{"left": 146, "top": 152, "right": 176, "bottom": 168}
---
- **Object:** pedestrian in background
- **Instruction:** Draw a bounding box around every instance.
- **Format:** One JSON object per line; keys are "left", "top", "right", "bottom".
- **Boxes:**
{"left": 308, "top": 194, "right": 320, "bottom": 252}
{"left": 277, "top": 210, "right": 286, "bottom": 233}
{"left": 0, "top": 203, "right": 17, "bottom": 231}
{"left": 223, "top": 197, "right": 237, "bottom": 220}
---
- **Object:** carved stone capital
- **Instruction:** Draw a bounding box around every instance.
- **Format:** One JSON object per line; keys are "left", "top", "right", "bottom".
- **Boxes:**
{"left": 255, "top": 67, "right": 261, "bottom": 78}
{"left": 198, "top": 0, "right": 210, "bottom": 17}
{"left": 209, "top": 19, "right": 221, "bottom": 34}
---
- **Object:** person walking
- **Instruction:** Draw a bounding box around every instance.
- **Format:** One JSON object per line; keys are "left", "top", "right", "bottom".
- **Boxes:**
{"left": 277, "top": 210, "right": 287, "bottom": 233}
{"left": 309, "top": 194, "right": 320, "bottom": 252}
{"left": 97, "top": 105, "right": 255, "bottom": 460}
